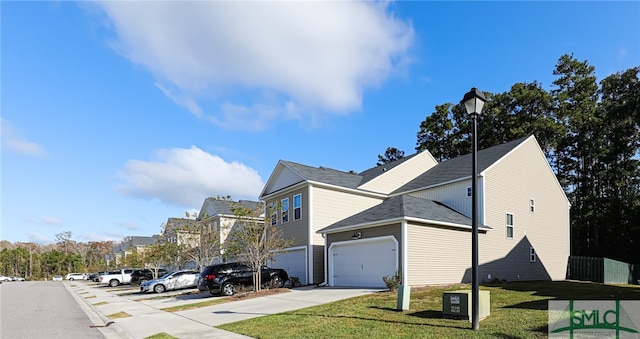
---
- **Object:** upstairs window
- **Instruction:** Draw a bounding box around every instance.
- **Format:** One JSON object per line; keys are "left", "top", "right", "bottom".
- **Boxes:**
{"left": 270, "top": 203, "right": 277, "bottom": 225}
{"left": 530, "top": 247, "right": 537, "bottom": 263}
{"left": 293, "top": 194, "right": 302, "bottom": 220}
{"left": 467, "top": 187, "right": 472, "bottom": 197}
{"left": 281, "top": 198, "right": 289, "bottom": 223}
{"left": 530, "top": 199, "right": 535, "bottom": 213}
{"left": 506, "top": 213, "right": 514, "bottom": 239}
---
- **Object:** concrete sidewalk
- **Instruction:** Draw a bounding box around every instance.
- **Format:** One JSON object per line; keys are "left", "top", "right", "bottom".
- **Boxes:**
{"left": 66, "top": 281, "right": 381, "bottom": 339}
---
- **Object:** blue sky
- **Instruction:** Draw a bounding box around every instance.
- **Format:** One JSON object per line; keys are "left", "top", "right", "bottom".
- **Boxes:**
{"left": 2, "top": 1, "right": 639, "bottom": 244}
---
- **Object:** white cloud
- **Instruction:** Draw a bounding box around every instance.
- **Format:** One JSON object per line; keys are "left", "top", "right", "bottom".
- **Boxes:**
{"left": 119, "top": 222, "right": 139, "bottom": 231}
{"left": 1, "top": 118, "right": 46, "bottom": 156}
{"left": 92, "top": 1, "right": 414, "bottom": 129}
{"left": 115, "top": 146, "right": 264, "bottom": 208}
{"left": 26, "top": 232, "right": 53, "bottom": 244}
{"left": 103, "top": 231, "right": 126, "bottom": 240}
{"left": 78, "top": 233, "right": 122, "bottom": 242}
{"left": 184, "top": 209, "right": 199, "bottom": 220}
{"left": 24, "top": 216, "right": 64, "bottom": 226}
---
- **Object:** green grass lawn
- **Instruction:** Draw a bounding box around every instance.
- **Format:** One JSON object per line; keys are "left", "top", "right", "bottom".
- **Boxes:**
{"left": 219, "top": 281, "right": 640, "bottom": 339}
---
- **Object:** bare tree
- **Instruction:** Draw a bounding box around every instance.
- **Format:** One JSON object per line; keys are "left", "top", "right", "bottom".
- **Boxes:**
{"left": 224, "top": 202, "right": 292, "bottom": 292}
{"left": 179, "top": 217, "right": 223, "bottom": 271}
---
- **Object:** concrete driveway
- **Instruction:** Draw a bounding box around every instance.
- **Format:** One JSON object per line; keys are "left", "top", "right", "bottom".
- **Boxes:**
{"left": 178, "top": 286, "right": 382, "bottom": 326}
{"left": 66, "top": 282, "right": 382, "bottom": 338}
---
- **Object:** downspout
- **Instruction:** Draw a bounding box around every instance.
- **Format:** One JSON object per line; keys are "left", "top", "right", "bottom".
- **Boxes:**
{"left": 402, "top": 220, "right": 408, "bottom": 284}
{"left": 322, "top": 232, "right": 328, "bottom": 286}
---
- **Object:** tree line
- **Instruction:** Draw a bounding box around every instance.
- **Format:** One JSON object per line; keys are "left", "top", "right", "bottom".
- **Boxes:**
{"left": 0, "top": 232, "right": 113, "bottom": 280}
{"left": 380, "top": 54, "right": 639, "bottom": 264}
{"left": 0, "top": 200, "right": 290, "bottom": 289}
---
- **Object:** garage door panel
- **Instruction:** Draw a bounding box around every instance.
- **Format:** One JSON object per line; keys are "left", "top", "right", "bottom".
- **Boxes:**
{"left": 270, "top": 249, "right": 307, "bottom": 285}
{"left": 331, "top": 237, "right": 397, "bottom": 288}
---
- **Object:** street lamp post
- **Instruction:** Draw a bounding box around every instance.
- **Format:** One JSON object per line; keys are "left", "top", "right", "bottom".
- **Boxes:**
{"left": 462, "top": 87, "right": 486, "bottom": 331}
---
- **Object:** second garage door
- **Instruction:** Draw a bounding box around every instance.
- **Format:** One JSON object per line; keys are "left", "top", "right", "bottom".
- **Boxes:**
{"left": 270, "top": 247, "right": 307, "bottom": 285}
{"left": 329, "top": 236, "right": 398, "bottom": 288}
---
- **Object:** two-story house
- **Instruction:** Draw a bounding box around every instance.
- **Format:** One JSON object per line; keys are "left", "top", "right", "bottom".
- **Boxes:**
{"left": 259, "top": 149, "right": 439, "bottom": 285}
{"left": 163, "top": 217, "right": 201, "bottom": 248}
{"left": 111, "top": 235, "right": 160, "bottom": 266}
{"left": 261, "top": 136, "right": 570, "bottom": 287}
{"left": 195, "top": 198, "right": 263, "bottom": 264}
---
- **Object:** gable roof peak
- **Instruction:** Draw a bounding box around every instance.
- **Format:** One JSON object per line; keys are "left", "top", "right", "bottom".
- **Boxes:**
{"left": 392, "top": 136, "right": 532, "bottom": 194}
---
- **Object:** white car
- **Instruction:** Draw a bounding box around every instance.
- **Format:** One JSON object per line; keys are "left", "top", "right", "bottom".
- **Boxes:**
{"left": 65, "top": 273, "right": 87, "bottom": 281}
{"left": 140, "top": 270, "right": 200, "bottom": 293}
{"left": 0, "top": 275, "right": 10, "bottom": 282}
{"left": 52, "top": 275, "right": 63, "bottom": 282}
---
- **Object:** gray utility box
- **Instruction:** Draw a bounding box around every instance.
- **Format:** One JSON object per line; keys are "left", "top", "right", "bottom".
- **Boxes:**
{"left": 442, "top": 290, "right": 490, "bottom": 321}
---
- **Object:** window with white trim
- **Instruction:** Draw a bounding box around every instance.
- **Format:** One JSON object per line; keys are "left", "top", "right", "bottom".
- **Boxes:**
{"left": 530, "top": 199, "right": 535, "bottom": 213}
{"left": 506, "top": 213, "right": 514, "bottom": 239}
{"left": 281, "top": 198, "right": 289, "bottom": 223}
{"left": 530, "top": 247, "right": 537, "bottom": 262}
{"left": 293, "top": 194, "right": 302, "bottom": 220}
{"left": 270, "top": 203, "right": 277, "bottom": 225}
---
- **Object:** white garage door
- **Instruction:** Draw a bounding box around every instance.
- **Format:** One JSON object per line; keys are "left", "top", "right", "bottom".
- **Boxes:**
{"left": 330, "top": 236, "right": 397, "bottom": 288}
{"left": 270, "top": 248, "right": 307, "bottom": 285}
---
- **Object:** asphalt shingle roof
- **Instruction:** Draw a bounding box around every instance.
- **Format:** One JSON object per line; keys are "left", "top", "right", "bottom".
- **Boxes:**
{"left": 112, "top": 235, "right": 160, "bottom": 251}
{"left": 202, "top": 198, "right": 262, "bottom": 216}
{"left": 282, "top": 161, "right": 364, "bottom": 189}
{"left": 318, "top": 195, "right": 489, "bottom": 233}
{"left": 281, "top": 152, "right": 423, "bottom": 190}
{"left": 391, "top": 137, "right": 527, "bottom": 194}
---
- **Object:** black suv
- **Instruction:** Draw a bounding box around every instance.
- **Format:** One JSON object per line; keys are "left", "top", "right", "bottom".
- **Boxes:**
{"left": 130, "top": 268, "right": 169, "bottom": 285}
{"left": 198, "top": 263, "right": 289, "bottom": 296}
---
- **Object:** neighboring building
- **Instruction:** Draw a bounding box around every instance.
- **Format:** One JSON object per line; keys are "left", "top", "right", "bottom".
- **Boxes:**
{"left": 261, "top": 136, "right": 570, "bottom": 287}
{"left": 195, "top": 198, "right": 263, "bottom": 264}
{"left": 163, "top": 217, "right": 201, "bottom": 248}
{"left": 111, "top": 235, "right": 160, "bottom": 266}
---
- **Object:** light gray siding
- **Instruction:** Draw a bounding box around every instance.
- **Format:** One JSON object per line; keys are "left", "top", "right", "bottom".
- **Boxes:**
{"left": 409, "top": 179, "right": 484, "bottom": 222}
{"left": 267, "top": 165, "right": 305, "bottom": 194}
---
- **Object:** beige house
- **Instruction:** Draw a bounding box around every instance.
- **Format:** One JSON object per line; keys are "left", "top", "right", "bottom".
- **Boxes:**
{"left": 195, "top": 198, "right": 263, "bottom": 264}
{"left": 111, "top": 235, "right": 160, "bottom": 266}
{"left": 261, "top": 136, "right": 570, "bottom": 287}
{"left": 163, "top": 217, "right": 201, "bottom": 248}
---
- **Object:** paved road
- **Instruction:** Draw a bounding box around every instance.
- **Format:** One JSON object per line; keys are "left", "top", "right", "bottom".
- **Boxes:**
{"left": 0, "top": 281, "right": 104, "bottom": 338}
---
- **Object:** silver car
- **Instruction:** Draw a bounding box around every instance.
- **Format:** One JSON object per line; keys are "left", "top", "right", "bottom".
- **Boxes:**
{"left": 140, "top": 270, "right": 200, "bottom": 293}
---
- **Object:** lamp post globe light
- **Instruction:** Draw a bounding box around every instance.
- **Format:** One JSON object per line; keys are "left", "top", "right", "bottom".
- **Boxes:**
{"left": 462, "top": 87, "right": 486, "bottom": 331}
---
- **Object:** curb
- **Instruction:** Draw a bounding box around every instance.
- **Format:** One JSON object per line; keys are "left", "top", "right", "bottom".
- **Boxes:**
{"left": 64, "top": 281, "right": 135, "bottom": 339}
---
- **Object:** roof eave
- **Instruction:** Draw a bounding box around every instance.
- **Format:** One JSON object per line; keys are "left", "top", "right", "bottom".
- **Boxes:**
{"left": 318, "top": 216, "right": 491, "bottom": 234}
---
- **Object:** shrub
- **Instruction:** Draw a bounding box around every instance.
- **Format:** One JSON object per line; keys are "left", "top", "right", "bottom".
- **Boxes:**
{"left": 382, "top": 270, "right": 402, "bottom": 291}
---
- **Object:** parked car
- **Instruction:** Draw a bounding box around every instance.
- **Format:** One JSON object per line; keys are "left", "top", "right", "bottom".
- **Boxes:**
{"left": 65, "top": 273, "right": 87, "bottom": 281}
{"left": 130, "top": 268, "right": 170, "bottom": 285}
{"left": 11, "top": 276, "right": 25, "bottom": 281}
{"left": 52, "top": 275, "right": 63, "bottom": 282}
{"left": 0, "top": 275, "right": 10, "bottom": 282}
{"left": 198, "top": 263, "right": 288, "bottom": 296}
{"left": 98, "top": 268, "right": 139, "bottom": 287}
{"left": 89, "top": 271, "right": 108, "bottom": 282}
{"left": 140, "top": 270, "right": 200, "bottom": 293}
